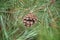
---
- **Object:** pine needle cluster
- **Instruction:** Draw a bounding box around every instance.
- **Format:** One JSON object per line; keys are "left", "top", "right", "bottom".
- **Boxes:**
{"left": 0, "top": 0, "right": 60, "bottom": 40}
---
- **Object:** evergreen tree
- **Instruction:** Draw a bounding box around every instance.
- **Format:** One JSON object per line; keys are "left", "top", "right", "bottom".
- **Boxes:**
{"left": 0, "top": 0, "right": 60, "bottom": 40}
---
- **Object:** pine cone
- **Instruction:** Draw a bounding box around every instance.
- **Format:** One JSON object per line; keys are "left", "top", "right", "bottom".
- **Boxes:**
{"left": 23, "top": 13, "right": 37, "bottom": 27}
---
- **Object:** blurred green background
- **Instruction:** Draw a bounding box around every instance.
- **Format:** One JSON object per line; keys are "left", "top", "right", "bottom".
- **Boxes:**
{"left": 0, "top": 0, "right": 60, "bottom": 40}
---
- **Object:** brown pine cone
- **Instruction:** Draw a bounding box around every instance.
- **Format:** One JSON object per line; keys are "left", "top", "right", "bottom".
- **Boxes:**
{"left": 23, "top": 13, "right": 37, "bottom": 27}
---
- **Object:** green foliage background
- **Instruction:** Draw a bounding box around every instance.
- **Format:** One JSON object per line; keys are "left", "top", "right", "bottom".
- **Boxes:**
{"left": 0, "top": 0, "right": 60, "bottom": 40}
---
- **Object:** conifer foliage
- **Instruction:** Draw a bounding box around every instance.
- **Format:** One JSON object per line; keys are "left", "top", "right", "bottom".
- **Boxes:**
{"left": 0, "top": 0, "right": 60, "bottom": 40}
